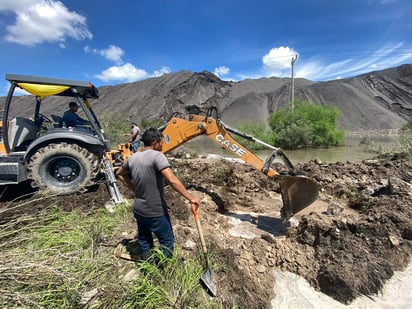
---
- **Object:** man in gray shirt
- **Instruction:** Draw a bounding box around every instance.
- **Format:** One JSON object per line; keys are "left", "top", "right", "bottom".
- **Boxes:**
{"left": 116, "top": 128, "right": 201, "bottom": 260}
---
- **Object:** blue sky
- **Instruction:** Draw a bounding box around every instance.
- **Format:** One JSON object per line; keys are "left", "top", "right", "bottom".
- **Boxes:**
{"left": 0, "top": 0, "right": 411, "bottom": 95}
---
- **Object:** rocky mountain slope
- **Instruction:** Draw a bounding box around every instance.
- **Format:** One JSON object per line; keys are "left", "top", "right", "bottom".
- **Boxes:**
{"left": 96, "top": 63, "right": 412, "bottom": 131}
{"left": 2, "top": 64, "right": 412, "bottom": 131}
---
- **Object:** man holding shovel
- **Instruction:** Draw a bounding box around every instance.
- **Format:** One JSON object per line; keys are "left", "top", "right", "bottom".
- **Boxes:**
{"left": 116, "top": 128, "right": 201, "bottom": 260}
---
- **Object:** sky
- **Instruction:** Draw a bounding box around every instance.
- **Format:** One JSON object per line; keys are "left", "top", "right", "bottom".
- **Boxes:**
{"left": 0, "top": 0, "right": 411, "bottom": 95}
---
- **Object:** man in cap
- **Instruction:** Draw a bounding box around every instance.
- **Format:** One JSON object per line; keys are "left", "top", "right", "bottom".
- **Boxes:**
{"left": 62, "top": 101, "right": 90, "bottom": 127}
{"left": 125, "top": 120, "right": 141, "bottom": 151}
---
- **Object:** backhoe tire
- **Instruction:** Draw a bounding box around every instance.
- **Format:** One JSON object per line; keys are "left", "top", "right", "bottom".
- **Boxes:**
{"left": 27, "top": 143, "right": 100, "bottom": 194}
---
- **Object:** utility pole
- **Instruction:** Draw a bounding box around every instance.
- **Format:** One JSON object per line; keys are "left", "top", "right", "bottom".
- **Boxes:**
{"left": 291, "top": 54, "right": 298, "bottom": 111}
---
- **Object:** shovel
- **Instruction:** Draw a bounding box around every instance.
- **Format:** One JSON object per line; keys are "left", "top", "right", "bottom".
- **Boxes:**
{"left": 192, "top": 206, "right": 217, "bottom": 297}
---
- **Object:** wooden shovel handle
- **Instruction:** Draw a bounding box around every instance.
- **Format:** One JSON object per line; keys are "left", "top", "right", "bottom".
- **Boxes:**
{"left": 192, "top": 207, "right": 208, "bottom": 254}
{"left": 191, "top": 203, "right": 200, "bottom": 220}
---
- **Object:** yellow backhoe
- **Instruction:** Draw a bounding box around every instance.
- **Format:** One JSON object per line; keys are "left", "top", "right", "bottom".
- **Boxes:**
{"left": 109, "top": 107, "right": 319, "bottom": 222}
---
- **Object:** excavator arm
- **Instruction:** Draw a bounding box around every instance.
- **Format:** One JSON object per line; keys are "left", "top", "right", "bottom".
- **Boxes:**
{"left": 161, "top": 114, "right": 285, "bottom": 176}
{"left": 158, "top": 108, "right": 319, "bottom": 221}
{"left": 112, "top": 108, "right": 319, "bottom": 262}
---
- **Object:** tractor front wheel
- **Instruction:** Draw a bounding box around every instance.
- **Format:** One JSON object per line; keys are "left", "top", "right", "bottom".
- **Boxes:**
{"left": 27, "top": 143, "right": 100, "bottom": 194}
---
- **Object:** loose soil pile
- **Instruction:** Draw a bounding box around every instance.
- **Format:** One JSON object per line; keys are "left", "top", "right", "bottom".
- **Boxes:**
{"left": 1, "top": 153, "right": 411, "bottom": 308}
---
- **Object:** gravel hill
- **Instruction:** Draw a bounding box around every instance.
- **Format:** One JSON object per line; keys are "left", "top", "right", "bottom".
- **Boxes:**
{"left": 2, "top": 63, "right": 411, "bottom": 130}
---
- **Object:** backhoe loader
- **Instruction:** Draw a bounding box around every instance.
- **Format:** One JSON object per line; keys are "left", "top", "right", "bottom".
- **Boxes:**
{"left": 109, "top": 107, "right": 319, "bottom": 222}
{"left": 1, "top": 73, "right": 318, "bottom": 222}
{"left": 0, "top": 73, "right": 122, "bottom": 203}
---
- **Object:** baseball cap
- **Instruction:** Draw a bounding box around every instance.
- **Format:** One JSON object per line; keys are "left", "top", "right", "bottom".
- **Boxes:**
{"left": 130, "top": 121, "right": 138, "bottom": 125}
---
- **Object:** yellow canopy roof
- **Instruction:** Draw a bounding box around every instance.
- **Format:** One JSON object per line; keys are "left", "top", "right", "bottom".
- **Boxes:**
{"left": 17, "top": 83, "right": 70, "bottom": 98}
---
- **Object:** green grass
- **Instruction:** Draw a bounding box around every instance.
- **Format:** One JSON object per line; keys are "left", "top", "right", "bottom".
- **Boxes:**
{"left": 361, "top": 130, "right": 412, "bottom": 158}
{"left": 115, "top": 249, "right": 205, "bottom": 308}
{"left": 0, "top": 200, "right": 222, "bottom": 308}
{"left": 397, "top": 130, "right": 412, "bottom": 157}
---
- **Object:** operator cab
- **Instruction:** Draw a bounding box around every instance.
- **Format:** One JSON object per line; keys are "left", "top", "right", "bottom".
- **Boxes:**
{"left": 0, "top": 74, "right": 104, "bottom": 154}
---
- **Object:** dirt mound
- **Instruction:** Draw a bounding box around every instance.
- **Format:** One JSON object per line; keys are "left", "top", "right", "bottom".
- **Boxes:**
{"left": 1, "top": 155, "right": 411, "bottom": 307}
{"left": 165, "top": 155, "right": 412, "bottom": 306}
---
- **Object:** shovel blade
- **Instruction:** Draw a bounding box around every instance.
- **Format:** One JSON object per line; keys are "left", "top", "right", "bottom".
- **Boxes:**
{"left": 278, "top": 175, "right": 319, "bottom": 222}
{"left": 201, "top": 268, "right": 217, "bottom": 297}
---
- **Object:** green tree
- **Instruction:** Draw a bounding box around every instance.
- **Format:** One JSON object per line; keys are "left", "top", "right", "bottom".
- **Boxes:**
{"left": 398, "top": 115, "right": 412, "bottom": 156}
{"left": 140, "top": 117, "right": 166, "bottom": 130}
{"left": 100, "top": 112, "right": 130, "bottom": 147}
{"left": 269, "top": 99, "right": 345, "bottom": 149}
{"left": 400, "top": 115, "right": 412, "bottom": 132}
{"left": 233, "top": 121, "right": 275, "bottom": 150}
{"left": 100, "top": 113, "right": 167, "bottom": 148}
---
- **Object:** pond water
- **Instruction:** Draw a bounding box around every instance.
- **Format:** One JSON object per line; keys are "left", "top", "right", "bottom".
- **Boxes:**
{"left": 176, "top": 134, "right": 400, "bottom": 164}
{"left": 281, "top": 135, "right": 399, "bottom": 164}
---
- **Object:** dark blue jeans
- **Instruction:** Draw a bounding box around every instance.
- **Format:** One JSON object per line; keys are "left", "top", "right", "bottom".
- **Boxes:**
{"left": 133, "top": 212, "right": 175, "bottom": 259}
{"left": 133, "top": 141, "right": 140, "bottom": 152}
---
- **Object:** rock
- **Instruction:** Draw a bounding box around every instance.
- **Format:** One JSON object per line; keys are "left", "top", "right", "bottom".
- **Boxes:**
{"left": 326, "top": 202, "right": 344, "bottom": 216}
{"left": 388, "top": 235, "right": 401, "bottom": 247}
{"left": 79, "top": 288, "right": 99, "bottom": 305}
{"left": 256, "top": 265, "right": 266, "bottom": 273}
{"left": 261, "top": 233, "right": 275, "bottom": 244}
{"left": 122, "top": 269, "right": 139, "bottom": 282}
{"left": 182, "top": 239, "right": 197, "bottom": 250}
{"left": 104, "top": 201, "right": 116, "bottom": 213}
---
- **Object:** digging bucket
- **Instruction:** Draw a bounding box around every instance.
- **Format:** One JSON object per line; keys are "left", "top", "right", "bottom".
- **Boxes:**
{"left": 278, "top": 175, "right": 319, "bottom": 222}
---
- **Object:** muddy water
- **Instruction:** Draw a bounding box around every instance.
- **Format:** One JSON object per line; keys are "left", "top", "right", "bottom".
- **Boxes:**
{"left": 284, "top": 135, "right": 398, "bottom": 164}
{"left": 181, "top": 135, "right": 399, "bottom": 164}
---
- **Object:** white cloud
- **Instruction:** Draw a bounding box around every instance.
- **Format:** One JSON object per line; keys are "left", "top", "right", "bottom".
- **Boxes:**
{"left": 213, "top": 66, "right": 230, "bottom": 77}
{"left": 367, "top": 0, "right": 397, "bottom": 5}
{"left": 296, "top": 43, "right": 412, "bottom": 80}
{"left": 0, "top": 0, "right": 42, "bottom": 11}
{"left": 95, "top": 63, "right": 148, "bottom": 82}
{"left": 231, "top": 43, "right": 412, "bottom": 82}
{"left": 262, "top": 46, "right": 299, "bottom": 76}
{"left": 95, "top": 63, "right": 171, "bottom": 83}
{"left": 85, "top": 45, "right": 124, "bottom": 64}
{"left": 151, "top": 66, "right": 171, "bottom": 77}
{"left": 101, "top": 45, "right": 124, "bottom": 63}
{"left": 85, "top": 44, "right": 170, "bottom": 83}
{"left": 1, "top": 0, "right": 92, "bottom": 46}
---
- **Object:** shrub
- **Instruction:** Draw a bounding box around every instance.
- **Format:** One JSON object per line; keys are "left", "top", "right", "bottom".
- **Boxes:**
{"left": 100, "top": 113, "right": 166, "bottom": 148}
{"left": 400, "top": 115, "right": 412, "bottom": 132}
{"left": 100, "top": 112, "right": 130, "bottom": 147}
{"left": 398, "top": 118, "right": 412, "bottom": 156}
{"left": 140, "top": 117, "right": 165, "bottom": 130}
{"left": 268, "top": 99, "right": 345, "bottom": 149}
{"left": 233, "top": 121, "right": 275, "bottom": 150}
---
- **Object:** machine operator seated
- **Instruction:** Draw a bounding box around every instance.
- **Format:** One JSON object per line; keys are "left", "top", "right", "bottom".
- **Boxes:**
{"left": 62, "top": 101, "right": 90, "bottom": 128}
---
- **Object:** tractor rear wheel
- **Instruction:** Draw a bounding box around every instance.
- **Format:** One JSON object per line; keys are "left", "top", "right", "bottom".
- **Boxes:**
{"left": 27, "top": 143, "right": 100, "bottom": 194}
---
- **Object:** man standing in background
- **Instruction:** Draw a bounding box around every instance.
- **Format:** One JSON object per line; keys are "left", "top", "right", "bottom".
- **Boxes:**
{"left": 125, "top": 121, "right": 141, "bottom": 152}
